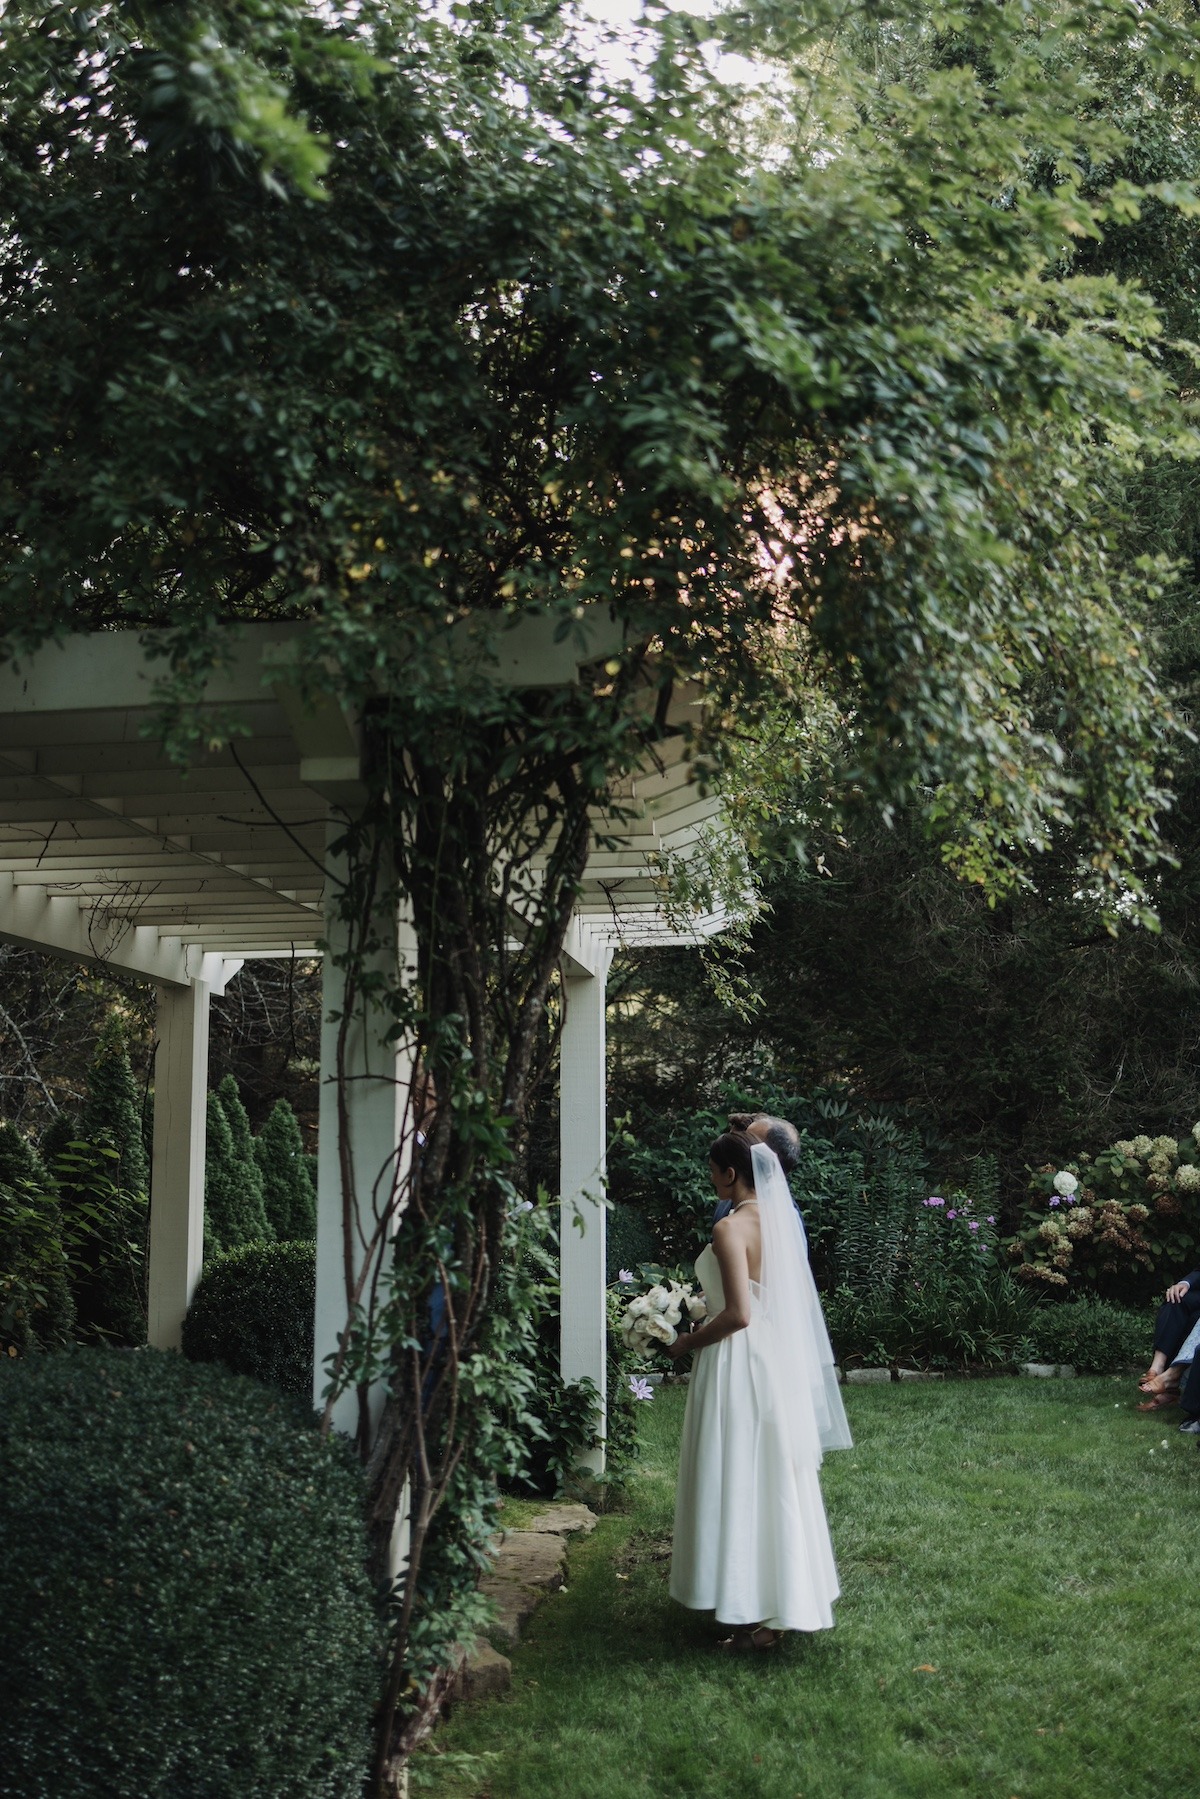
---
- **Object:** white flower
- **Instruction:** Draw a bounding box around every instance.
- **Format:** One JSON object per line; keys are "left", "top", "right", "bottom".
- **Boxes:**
{"left": 1176, "top": 1163, "right": 1200, "bottom": 1194}
{"left": 1152, "top": 1135, "right": 1179, "bottom": 1159}
{"left": 1192, "top": 1122, "right": 1200, "bottom": 1146}
{"left": 645, "top": 1315, "right": 678, "bottom": 1347}
{"left": 1114, "top": 1140, "right": 1138, "bottom": 1158}
{"left": 1053, "top": 1171, "right": 1078, "bottom": 1198}
{"left": 685, "top": 1295, "right": 707, "bottom": 1321}
{"left": 626, "top": 1295, "right": 652, "bottom": 1320}
{"left": 1132, "top": 1135, "right": 1154, "bottom": 1158}
{"left": 644, "top": 1285, "right": 671, "bottom": 1312}
{"left": 663, "top": 1303, "right": 683, "bottom": 1327}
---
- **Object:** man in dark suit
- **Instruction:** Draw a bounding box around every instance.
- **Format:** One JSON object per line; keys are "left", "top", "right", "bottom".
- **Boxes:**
{"left": 712, "top": 1112, "right": 802, "bottom": 1225}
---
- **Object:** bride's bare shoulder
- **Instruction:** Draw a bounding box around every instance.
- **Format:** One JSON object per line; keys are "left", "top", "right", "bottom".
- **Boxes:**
{"left": 713, "top": 1210, "right": 755, "bottom": 1247}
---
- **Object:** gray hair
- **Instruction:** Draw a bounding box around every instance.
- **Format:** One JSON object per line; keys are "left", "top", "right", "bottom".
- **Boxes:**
{"left": 761, "top": 1116, "right": 801, "bottom": 1174}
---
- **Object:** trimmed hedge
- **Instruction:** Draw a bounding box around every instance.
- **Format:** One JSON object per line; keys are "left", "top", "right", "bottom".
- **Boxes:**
{"left": 605, "top": 1203, "right": 659, "bottom": 1281}
{"left": 182, "top": 1239, "right": 315, "bottom": 1400}
{"left": 1019, "top": 1297, "right": 1152, "bottom": 1372}
{"left": 0, "top": 1348, "right": 381, "bottom": 1799}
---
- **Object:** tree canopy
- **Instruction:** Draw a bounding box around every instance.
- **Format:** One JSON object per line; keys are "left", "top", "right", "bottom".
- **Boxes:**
{"left": 1, "top": 0, "right": 1197, "bottom": 899}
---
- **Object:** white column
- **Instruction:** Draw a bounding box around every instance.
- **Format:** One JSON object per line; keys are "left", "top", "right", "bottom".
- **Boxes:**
{"left": 314, "top": 843, "right": 415, "bottom": 1439}
{"left": 559, "top": 944, "right": 613, "bottom": 1472}
{"left": 147, "top": 978, "right": 210, "bottom": 1350}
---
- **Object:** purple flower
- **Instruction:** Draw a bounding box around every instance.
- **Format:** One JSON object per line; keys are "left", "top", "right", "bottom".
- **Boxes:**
{"left": 618, "top": 1269, "right": 635, "bottom": 1284}
{"left": 986, "top": 1216, "right": 995, "bottom": 1224}
{"left": 1048, "top": 1195, "right": 1060, "bottom": 1208}
{"left": 968, "top": 1221, "right": 980, "bottom": 1231}
{"left": 925, "top": 1196, "right": 945, "bottom": 1208}
{"left": 628, "top": 1375, "right": 654, "bottom": 1402}
{"left": 946, "top": 1209, "right": 957, "bottom": 1219}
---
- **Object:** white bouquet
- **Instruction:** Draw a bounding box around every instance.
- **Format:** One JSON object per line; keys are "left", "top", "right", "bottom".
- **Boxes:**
{"left": 618, "top": 1277, "right": 706, "bottom": 1359}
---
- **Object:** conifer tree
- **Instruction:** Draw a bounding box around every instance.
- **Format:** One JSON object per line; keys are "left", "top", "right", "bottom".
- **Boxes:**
{"left": 81, "top": 1015, "right": 148, "bottom": 1196}
{"left": 0, "top": 1122, "right": 74, "bottom": 1350}
{"left": 203, "top": 1092, "right": 241, "bottom": 1259}
{"left": 41, "top": 1106, "right": 148, "bottom": 1347}
{"left": 253, "top": 1098, "right": 316, "bottom": 1241}
{"left": 216, "top": 1074, "right": 271, "bottom": 1242}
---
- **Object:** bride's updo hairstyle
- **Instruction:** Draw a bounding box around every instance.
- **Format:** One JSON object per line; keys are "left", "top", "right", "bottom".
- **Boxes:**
{"left": 709, "top": 1131, "right": 755, "bottom": 1188}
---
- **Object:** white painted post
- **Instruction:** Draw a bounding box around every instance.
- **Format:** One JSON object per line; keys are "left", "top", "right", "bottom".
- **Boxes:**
{"left": 147, "top": 978, "right": 210, "bottom": 1350}
{"left": 559, "top": 946, "right": 613, "bottom": 1472}
{"left": 313, "top": 845, "right": 415, "bottom": 1439}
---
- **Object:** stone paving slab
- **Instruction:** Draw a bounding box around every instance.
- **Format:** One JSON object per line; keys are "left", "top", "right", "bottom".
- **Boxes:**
{"left": 525, "top": 1503, "right": 598, "bottom": 1536}
{"left": 479, "top": 1530, "right": 568, "bottom": 1646}
{"left": 846, "top": 1367, "right": 892, "bottom": 1384}
{"left": 457, "top": 1639, "right": 512, "bottom": 1701}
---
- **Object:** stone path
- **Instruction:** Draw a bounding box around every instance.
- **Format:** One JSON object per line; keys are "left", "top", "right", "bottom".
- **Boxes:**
{"left": 454, "top": 1502, "right": 598, "bottom": 1702}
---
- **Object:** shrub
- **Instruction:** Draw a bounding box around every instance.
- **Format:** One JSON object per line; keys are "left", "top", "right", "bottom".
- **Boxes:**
{"left": 1018, "top": 1297, "right": 1153, "bottom": 1372}
{"left": 606, "top": 1202, "right": 659, "bottom": 1280}
{"left": 0, "top": 1123, "right": 73, "bottom": 1353}
{"left": 0, "top": 1347, "right": 381, "bottom": 1799}
{"left": 825, "top": 1268, "right": 1045, "bottom": 1371}
{"left": 254, "top": 1097, "right": 317, "bottom": 1240}
{"left": 80, "top": 1014, "right": 149, "bottom": 1196}
{"left": 204, "top": 1091, "right": 271, "bottom": 1256}
{"left": 604, "top": 1286, "right": 647, "bottom": 1484}
{"left": 1004, "top": 1132, "right": 1200, "bottom": 1300}
{"left": 42, "top": 1122, "right": 147, "bottom": 1346}
{"left": 182, "top": 1239, "right": 315, "bottom": 1400}
{"left": 610, "top": 1082, "right": 929, "bottom": 1288}
{"left": 216, "top": 1075, "right": 271, "bottom": 1241}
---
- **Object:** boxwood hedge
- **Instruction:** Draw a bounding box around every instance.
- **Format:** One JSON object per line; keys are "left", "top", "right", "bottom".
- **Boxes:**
{"left": 0, "top": 1347, "right": 382, "bottom": 1799}
{"left": 182, "top": 1238, "right": 315, "bottom": 1400}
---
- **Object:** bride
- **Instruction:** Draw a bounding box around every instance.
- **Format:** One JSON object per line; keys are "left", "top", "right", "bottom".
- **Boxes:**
{"left": 664, "top": 1132, "right": 852, "bottom": 1651}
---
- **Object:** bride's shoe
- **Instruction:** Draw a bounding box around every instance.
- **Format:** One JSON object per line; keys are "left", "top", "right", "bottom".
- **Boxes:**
{"left": 717, "top": 1626, "right": 782, "bottom": 1653}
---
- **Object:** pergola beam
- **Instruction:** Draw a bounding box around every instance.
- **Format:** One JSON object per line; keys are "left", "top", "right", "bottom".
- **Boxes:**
{"left": 0, "top": 871, "right": 243, "bottom": 989}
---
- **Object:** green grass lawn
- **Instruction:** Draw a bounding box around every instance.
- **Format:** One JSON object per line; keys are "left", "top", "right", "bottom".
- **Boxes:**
{"left": 413, "top": 1377, "right": 1195, "bottom": 1799}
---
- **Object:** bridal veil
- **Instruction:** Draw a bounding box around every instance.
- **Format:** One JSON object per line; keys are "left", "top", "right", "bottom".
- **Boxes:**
{"left": 752, "top": 1140, "right": 854, "bottom": 1457}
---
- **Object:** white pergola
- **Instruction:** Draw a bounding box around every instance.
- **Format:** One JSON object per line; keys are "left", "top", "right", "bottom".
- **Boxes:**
{"left": 0, "top": 617, "right": 724, "bottom": 1453}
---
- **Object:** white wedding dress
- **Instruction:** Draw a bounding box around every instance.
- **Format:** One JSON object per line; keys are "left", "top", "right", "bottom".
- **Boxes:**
{"left": 669, "top": 1149, "right": 851, "bottom": 1632}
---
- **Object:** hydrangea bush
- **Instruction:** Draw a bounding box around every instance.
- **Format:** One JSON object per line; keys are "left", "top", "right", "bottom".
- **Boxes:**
{"left": 1004, "top": 1127, "right": 1200, "bottom": 1297}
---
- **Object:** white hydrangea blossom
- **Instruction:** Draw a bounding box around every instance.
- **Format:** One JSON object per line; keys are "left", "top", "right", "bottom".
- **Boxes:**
{"left": 1152, "top": 1136, "right": 1180, "bottom": 1160}
{"left": 1113, "top": 1140, "right": 1138, "bottom": 1158}
{"left": 1192, "top": 1123, "right": 1200, "bottom": 1146}
{"left": 1132, "top": 1136, "right": 1154, "bottom": 1158}
{"left": 1053, "top": 1170, "right": 1078, "bottom": 1197}
{"left": 1176, "top": 1163, "right": 1200, "bottom": 1194}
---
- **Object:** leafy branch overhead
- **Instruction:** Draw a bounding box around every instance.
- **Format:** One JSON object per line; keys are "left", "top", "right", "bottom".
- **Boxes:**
{"left": 2, "top": 0, "right": 1198, "bottom": 906}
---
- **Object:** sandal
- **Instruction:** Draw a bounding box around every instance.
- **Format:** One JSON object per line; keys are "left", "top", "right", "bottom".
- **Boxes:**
{"left": 717, "top": 1626, "right": 782, "bottom": 1654}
